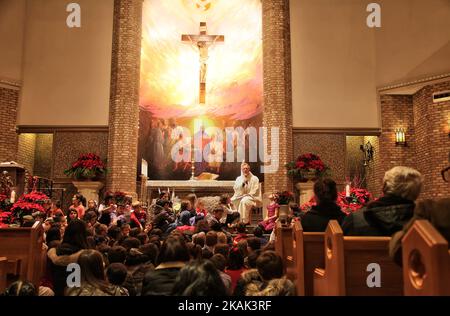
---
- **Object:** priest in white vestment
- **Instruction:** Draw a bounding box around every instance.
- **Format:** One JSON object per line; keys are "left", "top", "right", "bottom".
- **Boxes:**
{"left": 231, "top": 163, "right": 261, "bottom": 225}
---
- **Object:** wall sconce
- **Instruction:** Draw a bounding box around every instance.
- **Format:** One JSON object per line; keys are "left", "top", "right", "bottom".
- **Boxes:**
{"left": 395, "top": 128, "right": 407, "bottom": 146}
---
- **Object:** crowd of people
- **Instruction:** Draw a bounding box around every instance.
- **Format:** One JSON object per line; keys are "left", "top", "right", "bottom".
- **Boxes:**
{"left": 2, "top": 165, "right": 449, "bottom": 296}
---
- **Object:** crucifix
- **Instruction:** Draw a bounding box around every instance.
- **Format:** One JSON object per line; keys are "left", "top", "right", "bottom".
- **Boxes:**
{"left": 182, "top": 22, "right": 225, "bottom": 105}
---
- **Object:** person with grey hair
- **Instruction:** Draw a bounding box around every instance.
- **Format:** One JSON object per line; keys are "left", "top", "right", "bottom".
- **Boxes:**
{"left": 389, "top": 164, "right": 450, "bottom": 266}
{"left": 342, "top": 166, "right": 423, "bottom": 236}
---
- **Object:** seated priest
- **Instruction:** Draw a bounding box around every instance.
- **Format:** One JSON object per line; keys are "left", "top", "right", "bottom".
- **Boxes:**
{"left": 231, "top": 163, "right": 261, "bottom": 225}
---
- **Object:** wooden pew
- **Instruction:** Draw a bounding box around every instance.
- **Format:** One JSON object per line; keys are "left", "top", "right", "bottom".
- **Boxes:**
{"left": 294, "top": 221, "right": 325, "bottom": 296}
{"left": 275, "top": 220, "right": 325, "bottom": 296}
{"left": 402, "top": 220, "right": 450, "bottom": 296}
{"left": 0, "top": 221, "right": 45, "bottom": 289}
{"left": 0, "top": 257, "right": 7, "bottom": 293}
{"left": 313, "top": 220, "right": 403, "bottom": 296}
{"left": 275, "top": 221, "right": 297, "bottom": 284}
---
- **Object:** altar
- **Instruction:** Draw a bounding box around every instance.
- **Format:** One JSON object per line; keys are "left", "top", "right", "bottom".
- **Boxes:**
{"left": 146, "top": 180, "right": 235, "bottom": 201}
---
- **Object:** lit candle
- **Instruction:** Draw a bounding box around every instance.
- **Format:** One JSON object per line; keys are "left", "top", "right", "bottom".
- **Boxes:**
{"left": 345, "top": 184, "right": 351, "bottom": 198}
{"left": 10, "top": 190, "right": 16, "bottom": 203}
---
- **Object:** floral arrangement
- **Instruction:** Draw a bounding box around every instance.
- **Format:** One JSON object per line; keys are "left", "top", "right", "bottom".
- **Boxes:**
{"left": 10, "top": 191, "right": 49, "bottom": 223}
{"left": 275, "top": 191, "right": 294, "bottom": 205}
{"left": 286, "top": 153, "right": 329, "bottom": 180}
{"left": 300, "top": 187, "right": 372, "bottom": 215}
{"left": 64, "top": 153, "right": 107, "bottom": 180}
{"left": 0, "top": 194, "right": 10, "bottom": 210}
{"left": 338, "top": 188, "right": 372, "bottom": 213}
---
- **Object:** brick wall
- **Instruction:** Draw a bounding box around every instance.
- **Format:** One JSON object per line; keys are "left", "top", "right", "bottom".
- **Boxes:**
{"left": 16, "top": 133, "right": 36, "bottom": 174}
{"left": 370, "top": 81, "right": 450, "bottom": 199}
{"left": 262, "top": 0, "right": 293, "bottom": 193}
{"left": 52, "top": 131, "right": 108, "bottom": 180}
{"left": 34, "top": 134, "right": 53, "bottom": 178}
{"left": 366, "top": 95, "right": 416, "bottom": 197}
{"left": 0, "top": 86, "right": 19, "bottom": 162}
{"left": 106, "top": 0, "right": 143, "bottom": 197}
{"left": 413, "top": 81, "right": 450, "bottom": 199}
{"left": 293, "top": 133, "right": 346, "bottom": 185}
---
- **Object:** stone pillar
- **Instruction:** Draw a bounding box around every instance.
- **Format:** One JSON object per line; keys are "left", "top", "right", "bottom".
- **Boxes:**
{"left": 106, "top": 0, "right": 143, "bottom": 197}
{"left": 72, "top": 181, "right": 104, "bottom": 205}
{"left": 262, "top": 0, "right": 293, "bottom": 193}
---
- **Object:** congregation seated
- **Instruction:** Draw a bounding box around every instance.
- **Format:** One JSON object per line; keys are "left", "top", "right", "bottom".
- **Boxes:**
{"left": 342, "top": 166, "right": 422, "bottom": 236}
{"left": 66, "top": 250, "right": 127, "bottom": 296}
{"left": 172, "top": 260, "right": 227, "bottom": 296}
{"left": 141, "top": 235, "right": 189, "bottom": 296}
{"left": 2, "top": 166, "right": 441, "bottom": 298}
{"left": 299, "top": 178, "right": 347, "bottom": 232}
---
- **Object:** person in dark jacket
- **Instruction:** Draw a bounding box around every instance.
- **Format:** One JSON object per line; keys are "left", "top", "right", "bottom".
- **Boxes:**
{"left": 141, "top": 235, "right": 189, "bottom": 296}
{"left": 342, "top": 166, "right": 423, "bottom": 236}
{"left": 52, "top": 219, "right": 90, "bottom": 296}
{"left": 300, "top": 178, "right": 347, "bottom": 232}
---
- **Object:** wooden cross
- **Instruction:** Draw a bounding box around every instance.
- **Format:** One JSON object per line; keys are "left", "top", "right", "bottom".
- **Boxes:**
{"left": 182, "top": 22, "right": 225, "bottom": 105}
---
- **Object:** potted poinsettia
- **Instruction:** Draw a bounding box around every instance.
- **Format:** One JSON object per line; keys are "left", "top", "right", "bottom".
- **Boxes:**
{"left": 10, "top": 191, "right": 49, "bottom": 225}
{"left": 64, "top": 153, "right": 107, "bottom": 181}
{"left": 66, "top": 153, "right": 107, "bottom": 205}
{"left": 300, "top": 187, "right": 372, "bottom": 215}
{"left": 286, "top": 153, "right": 330, "bottom": 182}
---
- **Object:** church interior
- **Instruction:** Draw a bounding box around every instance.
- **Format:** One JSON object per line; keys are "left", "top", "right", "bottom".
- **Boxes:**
{"left": 0, "top": 0, "right": 449, "bottom": 298}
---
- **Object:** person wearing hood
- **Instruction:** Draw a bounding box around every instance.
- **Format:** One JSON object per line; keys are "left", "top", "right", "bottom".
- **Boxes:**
{"left": 300, "top": 178, "right": 347, "bottom": 232}
{"left": 231, "top": 163, "right": 261, "bottom": 225}
{"left": 342, "top": 166, "right": 423, "bottom": 236}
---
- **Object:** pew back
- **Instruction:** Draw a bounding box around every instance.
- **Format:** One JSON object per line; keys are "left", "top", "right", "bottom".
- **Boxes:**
{"left": 275, "top": 220, "right": 325, "bottom": 296}
{"left": 294, "top": 221, "right": 325, "bottom": 296}
{"left": 0, "top": 221, "right": 45, "bottom": 289}
{"left": 402, "top": 220, "right": 450, "bottom": 296}
{"left": 314, "top": 220, "right": 403, "bottom": 296}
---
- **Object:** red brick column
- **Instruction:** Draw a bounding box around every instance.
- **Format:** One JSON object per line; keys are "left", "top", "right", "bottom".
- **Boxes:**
{"left": 107, "top": 0, "right": 143, "bottom": 196}
{"left": 0, "top": 85, "right": 19, "bottom": 163}
{"left": 262, "top": 0, "right": 293, "bottom": 193}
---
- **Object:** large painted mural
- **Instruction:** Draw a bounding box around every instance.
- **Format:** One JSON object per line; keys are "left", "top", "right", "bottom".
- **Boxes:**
{"left": 138, "top": 0, "right": 263, "bottom": 180}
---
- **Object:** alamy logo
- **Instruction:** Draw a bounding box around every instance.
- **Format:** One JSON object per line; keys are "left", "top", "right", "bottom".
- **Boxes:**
{"left": 66, "top": 263, "right": 81, "bottom": 288}
{"left": 366, "top": 3, "right": 381, "bottom": 28}
{"left": 66, "top": 3, "right": 81, "bottom": 28}
{"left": 366, "top": 263, "right": 381, "bottom": 288}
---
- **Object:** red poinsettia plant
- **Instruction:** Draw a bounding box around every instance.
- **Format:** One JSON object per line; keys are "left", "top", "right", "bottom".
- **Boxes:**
{"left": 64, "top": 153, "right": 107, "bottom": 180}
{"left": 10, "top": 191, "right": 49, "bottom": 224}
{"left": 300, "top": 187, "right": 372, "bottom": 215}
{"left": 286, "top": 153, "right": 330, "bottom": 180}
{"left": 275, "top": 191, "right": 294, "bottom": 205}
